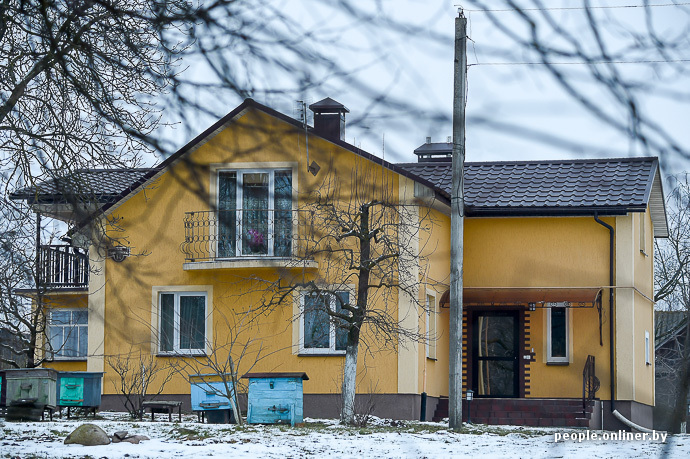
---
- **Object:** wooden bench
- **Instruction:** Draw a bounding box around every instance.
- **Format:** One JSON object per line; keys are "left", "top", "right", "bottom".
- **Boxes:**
{"left": 142, "top": 401, "right": 182, "bottom": 422}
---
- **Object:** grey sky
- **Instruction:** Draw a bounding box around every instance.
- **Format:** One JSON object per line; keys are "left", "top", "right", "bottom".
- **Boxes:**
{"left": 158, "top": 0, "right": 689, "bottom": 175}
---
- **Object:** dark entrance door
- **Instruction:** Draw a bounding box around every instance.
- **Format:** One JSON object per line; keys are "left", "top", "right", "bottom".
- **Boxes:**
{"left": 472, "top": 311, "right": 519, "bottom": 397}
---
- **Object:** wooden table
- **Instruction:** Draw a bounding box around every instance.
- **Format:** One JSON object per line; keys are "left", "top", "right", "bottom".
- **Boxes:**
{"left": 142, "top": 401, "right": 182, "bottom": 422}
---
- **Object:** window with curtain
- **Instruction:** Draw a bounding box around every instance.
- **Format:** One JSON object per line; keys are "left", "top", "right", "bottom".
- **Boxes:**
{"left": 301, "top": 291, "right": 349, "bottom": 354}
{"left": 218, "top": 169, "right": 292, "bottom": 258}
{"left": 547, "top": 307, "right": 569, "bottom": 363}
{"left": 159, "top": 292, "right": 206, "bottom": 354}
{"left": 48, "top": 309, "right": 88, "bottom": 359}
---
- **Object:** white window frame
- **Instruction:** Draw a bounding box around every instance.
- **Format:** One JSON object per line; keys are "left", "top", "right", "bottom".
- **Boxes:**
{"left": 426, "top": 293, "right": 437, "bottom": 360}
{"left": 645, "top": 330, "right": 651, "bottom": 365}
{"left": 299, "top": 291, "right": 350, "bottom": 355}
{"left": 216, "top": 168, "right": 293, "bottom": 258}
{"left": 157, "top": 291, "right": 208, "bottom": 356}
{"left": 546, "top": 306, "right": 569, "bottom": 364}
{"left": 48, "top": 309, "right": 88, "bottom": 360}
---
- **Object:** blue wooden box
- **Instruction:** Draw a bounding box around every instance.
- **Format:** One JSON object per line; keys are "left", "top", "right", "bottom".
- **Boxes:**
{"left": 242, "top": 372, "right": 309, "bottom": 426}
{"left": 56, "top": 372, "right": 103, "bottom": 408}
{"left": 189, "top": 374, "right": 235, "bottom": 411}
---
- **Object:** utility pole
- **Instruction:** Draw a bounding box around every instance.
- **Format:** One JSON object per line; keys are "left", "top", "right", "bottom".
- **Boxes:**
{"left": 449, "top": 9, "right": 467, "bottom": 431}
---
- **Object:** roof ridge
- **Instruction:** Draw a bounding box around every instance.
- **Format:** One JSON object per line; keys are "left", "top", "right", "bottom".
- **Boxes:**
{"left": 464, "top": 156, "right": 658, "bottom": 166}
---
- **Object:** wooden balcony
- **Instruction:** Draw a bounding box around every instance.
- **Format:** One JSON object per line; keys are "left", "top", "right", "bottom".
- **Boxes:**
{"left": 38, "top": 245, "right": 89, "bottom": 291}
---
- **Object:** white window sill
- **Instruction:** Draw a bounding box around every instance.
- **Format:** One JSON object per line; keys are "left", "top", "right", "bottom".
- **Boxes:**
{"left": 183, "top": 258, "right": 318, "bottom": 270}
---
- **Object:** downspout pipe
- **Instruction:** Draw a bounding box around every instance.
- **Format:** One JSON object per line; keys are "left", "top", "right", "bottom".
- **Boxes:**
{"left": 593, "top": 212, "right": 654, "bottom": 433}
{"left": 593, "top": 213, "right": 615, "bottom": 414}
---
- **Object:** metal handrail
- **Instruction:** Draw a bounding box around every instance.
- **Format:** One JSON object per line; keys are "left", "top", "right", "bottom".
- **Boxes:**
{"left": 182, "top": 209, "right": 295, "bottom": 262}
{"left": 582, "top": 354, "right": 600, "bottom": 414}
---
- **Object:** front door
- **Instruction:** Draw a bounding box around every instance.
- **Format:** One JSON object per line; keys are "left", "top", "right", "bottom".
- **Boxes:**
{"left": 472, "top": 311, "right": 519, "bottom": 397}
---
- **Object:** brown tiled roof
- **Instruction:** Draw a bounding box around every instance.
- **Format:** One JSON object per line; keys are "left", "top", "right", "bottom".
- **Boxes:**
{"left": 397, "top": 157, "right": 659, "bottom": 216}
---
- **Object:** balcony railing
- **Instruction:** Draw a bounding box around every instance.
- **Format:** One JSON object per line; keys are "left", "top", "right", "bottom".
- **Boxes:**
{"left": 38, "top": 245, "right": 89, "bottom": 290}
{"left": 182, "top": 209, "right": 294, "bottom": 262}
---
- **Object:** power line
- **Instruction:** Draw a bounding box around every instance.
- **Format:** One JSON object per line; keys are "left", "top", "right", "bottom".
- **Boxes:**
{"left": 469, "top": 59, "right": 690, "bottom": 66}
{"left": 462, "top": 3, "right": 690, "bottom": 13}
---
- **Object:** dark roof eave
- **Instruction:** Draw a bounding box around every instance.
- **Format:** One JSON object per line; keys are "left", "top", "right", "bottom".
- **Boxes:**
{"left": 465, "top": 205, "right": 645, "bottom": 218}
{"left": 18, "top": 195, "right": 121, "bottom": 205}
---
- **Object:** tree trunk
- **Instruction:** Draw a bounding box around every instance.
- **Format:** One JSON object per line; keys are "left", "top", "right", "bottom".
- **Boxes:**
{"left": 340, "top": 203, "right": 370, "bottom": 425}
{"left": 341, "top": 339, "right": 360, "bottom": 425}
{"left": 228, "top": 358, "right": 244, "bottom": 425}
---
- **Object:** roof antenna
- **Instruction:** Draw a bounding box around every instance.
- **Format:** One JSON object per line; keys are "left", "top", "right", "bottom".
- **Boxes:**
{"left": 296, "top": 100, "right": 320, "bottom": 176}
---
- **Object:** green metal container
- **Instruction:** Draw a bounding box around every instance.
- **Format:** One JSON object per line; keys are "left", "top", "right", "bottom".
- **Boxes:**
{"left": 4, "top": 368, "right": 58, "bottom": 408}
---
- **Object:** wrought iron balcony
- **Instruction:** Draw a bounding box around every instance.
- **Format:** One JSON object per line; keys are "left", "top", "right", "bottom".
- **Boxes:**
{"left": 38, "top": 245, "right": 89, "bottom": 290}
{"left": 182, "top": 209, "right": 294, "bottom": 262}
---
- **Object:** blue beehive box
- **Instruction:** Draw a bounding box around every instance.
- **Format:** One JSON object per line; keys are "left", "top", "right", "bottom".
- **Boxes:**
{"left": 56, "top": 372, "right": 103, "bottom": 409}
{"left": 242, "top": 372, "right": 308, "bottom": 426}
{"left": 189, "top": 374, "right": 235, "bottom": 412}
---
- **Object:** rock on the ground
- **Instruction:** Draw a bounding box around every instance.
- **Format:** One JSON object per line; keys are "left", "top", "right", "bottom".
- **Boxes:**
{"left": 120, "top": 435, "right": 150, "bottom": 444}
{"left": 64, "top": 424, "right": 111, "bottom": 446}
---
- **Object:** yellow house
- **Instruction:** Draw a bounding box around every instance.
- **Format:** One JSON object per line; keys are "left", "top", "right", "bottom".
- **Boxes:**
{"left": 12, "top": 97, "right": 667, "bottom": 429}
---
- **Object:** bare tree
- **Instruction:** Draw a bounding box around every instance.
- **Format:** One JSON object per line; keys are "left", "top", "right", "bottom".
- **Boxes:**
{"left": 106, "top": 348, "right": 175, "bottom": 420}
{"left": 1, "top": 1, "right": 449, "bottom": 372}
{"left": 654, "top": 311, "right": 688, "bottom": 432}
{"left": 253, "top": 165, "right": 435, "bottom": 425}
{"left": 0, "top": 201, "right": 73, "bottom": 368}
{"left": 462, "top": 1, "right": 690, "bottom": 164}
{"left": 167, "top": 306, "right": 286, "bottom": 425}
{"left": 654, "top": 175, "right": 690, "bottom": 433}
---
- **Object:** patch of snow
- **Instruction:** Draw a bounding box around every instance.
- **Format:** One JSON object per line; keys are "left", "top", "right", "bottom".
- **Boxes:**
{"left": 0, "top": 412, "right": 685, "bottom": 458}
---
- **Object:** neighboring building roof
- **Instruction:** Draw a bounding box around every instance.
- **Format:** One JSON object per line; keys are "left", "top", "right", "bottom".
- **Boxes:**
{"left": 398, "top": 157, "right": 668, "bottom": 236}
{"left": 10, "top": 169, "right": 155, "bottom": 205}
{"left": 655, "top": 310, "right": 688, "bottom": 350}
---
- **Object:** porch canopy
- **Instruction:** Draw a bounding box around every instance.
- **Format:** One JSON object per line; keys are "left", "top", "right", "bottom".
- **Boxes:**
{"left": 440, "top": 287, "right": 602, "bottom": 308}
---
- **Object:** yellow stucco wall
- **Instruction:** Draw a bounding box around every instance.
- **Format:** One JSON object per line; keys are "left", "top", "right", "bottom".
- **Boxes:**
{"left": 98, "top": 108, "right": 405, "bottom": 396}
{"left": 613, "top": 211, "right": 654, "bottom": 406}
{"left": 418, "top": 209, "right": 451, "bottom": 398}
{"left": 463, "top": 216, "right": 614, "bottom": 400}
{"left": 80, "top": 105, "right": 656, "bottom": 405}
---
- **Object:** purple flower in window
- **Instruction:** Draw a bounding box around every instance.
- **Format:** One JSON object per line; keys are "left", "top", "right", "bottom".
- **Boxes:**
{"left": 247, "top": 228, "right": 265, "bottom": 248}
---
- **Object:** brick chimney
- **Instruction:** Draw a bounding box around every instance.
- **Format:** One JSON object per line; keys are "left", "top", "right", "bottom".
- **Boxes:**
{"left": 309, "top": 97, "right": 349, "bottom": 141}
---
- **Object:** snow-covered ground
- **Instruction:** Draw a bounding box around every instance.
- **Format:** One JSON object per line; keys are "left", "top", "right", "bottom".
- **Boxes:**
{"left": 0, "top": 412, "right": 686, "bottom": 458}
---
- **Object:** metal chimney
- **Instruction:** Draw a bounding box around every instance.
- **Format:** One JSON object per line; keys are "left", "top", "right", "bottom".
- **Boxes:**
{"left": 309, "top": 97, "right": 349, "bottom": 141}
